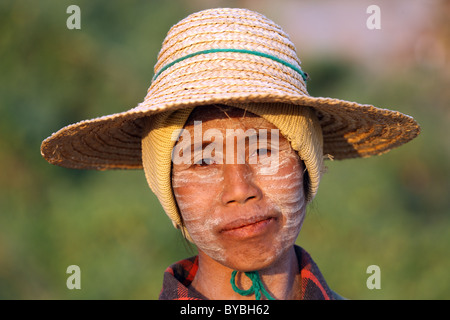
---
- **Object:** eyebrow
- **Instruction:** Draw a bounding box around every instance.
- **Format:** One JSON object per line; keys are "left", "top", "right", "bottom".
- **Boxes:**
{"left": 178, "top": 136, "right": 224, "bottom": 156}
{"left": 182, "top": 130, "right": 275, "bottom": 152}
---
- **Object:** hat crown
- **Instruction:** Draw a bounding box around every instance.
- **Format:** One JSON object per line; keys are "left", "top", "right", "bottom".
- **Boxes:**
{"left": 154, "top": 8, "right": 303, "bottom": 82}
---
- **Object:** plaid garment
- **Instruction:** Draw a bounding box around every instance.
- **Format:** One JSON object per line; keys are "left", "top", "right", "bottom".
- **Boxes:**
{"left": 159, "top": 245, "right": 340, "bottom": 300}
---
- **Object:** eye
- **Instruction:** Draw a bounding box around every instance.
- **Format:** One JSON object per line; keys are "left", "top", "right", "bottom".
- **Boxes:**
{"left": 193, "top": 158, "right": 216, "bottom": 167}
{"left": 258, "top": 148, "right": 272, "bottom": 156}
{"left": 250, "top": 148, "right": 272, "bottom": 158}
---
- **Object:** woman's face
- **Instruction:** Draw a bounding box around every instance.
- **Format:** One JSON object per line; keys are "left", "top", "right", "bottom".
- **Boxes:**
{"left": 171, "top": 106, "right": 307, "bottom": 271}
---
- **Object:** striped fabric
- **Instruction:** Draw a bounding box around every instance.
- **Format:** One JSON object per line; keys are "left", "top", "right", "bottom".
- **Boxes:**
{"left": 159, "top": 245, "right": 339, "bottom": 300}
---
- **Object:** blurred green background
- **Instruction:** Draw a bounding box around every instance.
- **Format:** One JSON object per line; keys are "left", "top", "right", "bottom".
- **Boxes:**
{"left": 0, "top": 0, "right": 448, "bottom": 299}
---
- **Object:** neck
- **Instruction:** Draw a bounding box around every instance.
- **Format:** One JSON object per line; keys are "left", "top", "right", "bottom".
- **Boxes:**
{"left": 190, "top": 245, "right": 301, "bottom": 300}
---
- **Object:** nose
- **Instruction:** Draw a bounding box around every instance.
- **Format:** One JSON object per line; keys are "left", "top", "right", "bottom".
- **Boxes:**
{"left": 221, "top": 164, "right": 262, "bottom": 205}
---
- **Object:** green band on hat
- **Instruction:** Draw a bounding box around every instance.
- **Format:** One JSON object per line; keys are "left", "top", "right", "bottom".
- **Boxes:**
{"left": 152, "top": 48, "right": 309, "bottom": 83}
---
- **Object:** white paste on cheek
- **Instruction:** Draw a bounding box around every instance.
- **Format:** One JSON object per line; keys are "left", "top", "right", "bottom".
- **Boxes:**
{"left": 172, "top": 167, "right": 229, "bottom": 260}
{"left": 255, "top": 147, "right": 306, "bottom": 253}
{"left": 173, "top": 169, "right": 221, "bottom": 212}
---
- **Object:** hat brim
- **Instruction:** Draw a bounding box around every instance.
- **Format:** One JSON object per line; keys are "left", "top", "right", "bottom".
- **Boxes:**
{"left": 40, "top": 90, "right": 420, "bottom": 170}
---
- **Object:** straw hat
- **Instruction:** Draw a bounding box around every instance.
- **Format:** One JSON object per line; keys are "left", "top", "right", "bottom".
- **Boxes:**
{"left": 41, "top": 8, "right": 420, "bottom": 227}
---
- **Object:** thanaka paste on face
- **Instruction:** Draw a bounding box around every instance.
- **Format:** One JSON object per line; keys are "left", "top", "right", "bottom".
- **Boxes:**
{"left": 171, "top": 107, "right": 307, "bottom": 270}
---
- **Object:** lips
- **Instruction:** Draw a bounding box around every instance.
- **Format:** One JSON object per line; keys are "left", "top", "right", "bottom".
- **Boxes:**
{"left": 219, "top": 215, "right": 277, "bottom": 239}
{"left": 221, "top": 215, "right": 272, "bottom": 231}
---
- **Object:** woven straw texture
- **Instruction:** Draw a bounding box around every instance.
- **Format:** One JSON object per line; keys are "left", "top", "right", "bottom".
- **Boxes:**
{"left": 41, "top": 8, "right": 419, "bottom": 170}
{"left": 40, "top": 8, "right": 420, "bottom": 232}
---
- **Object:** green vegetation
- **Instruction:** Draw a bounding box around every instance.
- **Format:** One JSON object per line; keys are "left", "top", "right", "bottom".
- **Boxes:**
{"left": 0, "top": 1, "right": 448, "bottom": 299}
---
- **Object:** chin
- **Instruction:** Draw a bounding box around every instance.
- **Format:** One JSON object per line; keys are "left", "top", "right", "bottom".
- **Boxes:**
{"left": 221, "top": 240, "right": 292, "bottom": 272}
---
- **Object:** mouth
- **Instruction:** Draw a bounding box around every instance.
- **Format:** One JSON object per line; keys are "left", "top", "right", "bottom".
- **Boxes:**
{"left": 220, "top": 215, "right": 277, "bottom": 239}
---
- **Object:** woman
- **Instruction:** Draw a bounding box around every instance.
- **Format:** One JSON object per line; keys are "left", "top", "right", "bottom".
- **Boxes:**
{"left": 41, "top": 8, "right": 420, "bottom": 300}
